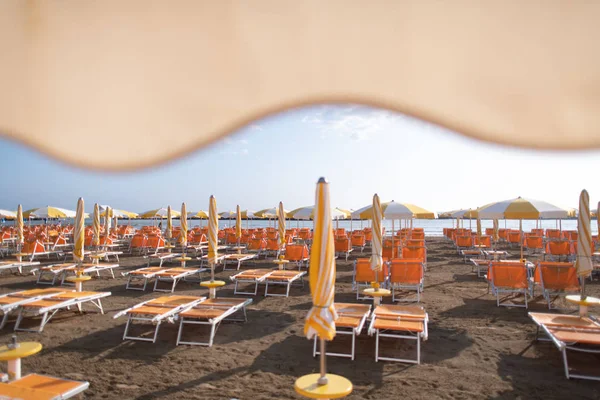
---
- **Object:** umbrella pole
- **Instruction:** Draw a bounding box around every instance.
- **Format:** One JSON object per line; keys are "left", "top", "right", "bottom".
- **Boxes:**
{"left": 520, "top": 219, "right": 524, "bottom": 261}
{"left": 318, "top": 338, "right": 328, "bottom": 385}
{"left": 392, "top": 220, "right": 395, "bottom": 258}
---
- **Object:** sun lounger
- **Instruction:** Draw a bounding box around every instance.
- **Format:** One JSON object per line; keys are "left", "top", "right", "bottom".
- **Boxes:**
{"left": 60, "top": 262, "right": 120, "bottom": 283}
{"left": 489, "top": 261, "right": 530, "bottom": 308}
{"left": 0, "top": 260, "right": 40, "bottom": 274}
{"left": 334, "top": 237, "right": 353, "bottom": 261}
{"left": 0, "top": 288, "right": 69, "bottom": 329}
{"left": 529, "top": 312, "right": 600, "bottom": 381}
{"left": 283, "top": 244, "right": 310, "bottom": 270}
{"left": 0, "top": 374, "right": 89, "bottom": 399}
{"left": 123, "top": 266, "right": 169, "bottom": 291}
{"left": 145, "top": 252, "right": 181, "bottom": 267}
{"left": 368, "top": 304, "right": 428, "bottom": 364}
{"left": 114, "top": 295, "right": 205, "bottom": 343}
{"left": 389, "top": 259, "right": 424, "bottom": 302}
{"left": 14, "top": 290, "right": 111, "bottom": 332}
{"left": 176, "top": 297, "right": 253, "bottom": 346}
{"left": 222, "top": 253, "right": 257, "bottom": 271}
{"left": 230, "top": 269, "right": 274, "bottom": 295}
{"left": 353, "top": 258, "right": 389, "bottom": 300}
{"left": 460, "top": 249, "right": 481, "bottom": 263}
{"left": 264, "top": 270, "right": 306, "bottom": 297}
{"left": 153, "top": 267, "right": 207, "bottom": 292}
{"left": 33, "top": 263, "right": 77, "bottom": 285}
{"left": 313, "top": 303, "right": 371, "bottom": 360}
{"left": 198, "top": 252, "right": 227, "bottom": 268}
{"left": 469, "top": 258, "right": 490, "bottom": 278}
{"left": 536, "top": 262, "right": 579, "bottom": 309}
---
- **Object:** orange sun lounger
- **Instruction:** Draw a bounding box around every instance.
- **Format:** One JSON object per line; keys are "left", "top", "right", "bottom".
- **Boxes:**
{"left": 0, "top": 374, "right": 89, "bottom": 399}
{"left": 34, "top": 263, "right": 77, "bottom": 285}
{"left": 389, "top": 259, "right": 424, "bottom": 302}
{"left": 123, "top": 266, "right": 168, "bottom": 291}
{"left": 489, "top": 261, "right": 530, "bottom": 308}
{"left": 0, "top": 259, "right": 41, "bottom": 274}
{"left": 152, "top": 267, "right": 208, "bottom": 292}
{"left": 176, "top": 297, "right": 253, "bottom": 347}
{"left": 529, "top": 312, "right": 600, "bottom": 381}
{"left": 0, "top": 288, "right": 69, "bottom": 329}
{"left": 222, "top": 253, "right": 258, "bottom": 271}
{"left": 14, "top": 290, "right": 111, "bottom": 332}
{"left": 353, "top": 258, "right": 389, "bottom": 300}
{"left": 536, "top": 262, "right": 579, "bottom": 309}
{"left": 368, "top": 304, "right": 428, "bottom": 364}
{"left": 230, "top": 269, "right": 273, "bottom": 295}
{"left": 114, "top": 295, "right": 206, "bottom": 343}
{"left": 264, "top": 270, "right": 307, "bottom": 297}
{"left": 313, "top": 303, "right": 371, "bottom": 360}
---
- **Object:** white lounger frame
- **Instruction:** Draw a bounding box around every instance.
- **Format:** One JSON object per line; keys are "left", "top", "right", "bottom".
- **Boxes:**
{"left": 176, "top": 298, "right": 252, "bottom": 347}
{"left": 230, "top": 270, "right": 273, "bottom": 296}
{"left": 153, "top": 268, "right": 207, "bottom": 292}
{"left": 368, "top": 310, "right": 429, "bottom": 364}
{"left": 14, "top": 292, "right": 111, "bottom": 332}
{"left": 530, "top": 313, "right": 600, "bottom": 381}
{"left": 0, "top": 290, "right": 70, "bottom": 329}
{"left": 60, "top": 263, "right": 119, "bottom": 284}
{"left": 0, "top": 261, "right": 40, "bottom": 275}
{"left": 313, "top": 305, "right": 371, "bottom": 360}
{"left": 222, "top": 254, "right": 257, "bottom": 271}
{"left": 34, "top": 263, "right": 77, "bottom": 285}
{"left": 264, "top": 271, "right": 306, "bottom": 297}
{"left": 123, "top": 267, "right": 166, "bottom": 291}
{"left": 145, "top": 252, "right": 180, "bottom": 267}
{"left": 114, "top": 297, "right": 206, "bottom": 343}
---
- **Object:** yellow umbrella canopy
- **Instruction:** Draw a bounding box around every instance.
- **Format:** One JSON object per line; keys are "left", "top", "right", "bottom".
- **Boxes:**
{"left": 73, "top": 198, "right": 85, "bottom": 263}
{"left": 304, "top": 178, "right": 337, "bottom": 341}
{"left": 352, "top": 201, "right": 435, "bottom": 220}
{"left": 100, "top": 208, "right": 138, "bottom": 218}
{"left": 16, "top": 205, "right": 23, "bottom": 246}
{"left": 208, "top": 195, "right": 219, "bottom": 281}
{"left": 2, "top": 3, "right": 600, "bottom": 171}
{"left": 180, "top": 202, "right": 188, "bottom": 246}
{"left": 23, "top": 206, "right": 75, "bottom": 219}
{"left": 165, "top": 205, "right": 172, "bottom": 240}
{"left": 188, "top": 210, "right": 210, "bottom": 219}
{"left": 236, "top": 205, "right": 242, "bottom": 240}
{"left": 0, "top": 210, "right": 16, "bottom": 219}
{"left": 92, "top": 203, "right": 101, "bottom": 246}
{"left": 139, "top": 208, "right": 181, "bottom": 218}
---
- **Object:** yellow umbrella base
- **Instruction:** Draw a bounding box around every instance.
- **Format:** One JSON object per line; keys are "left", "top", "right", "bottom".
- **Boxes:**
{"left": 0, "top": 342, "right": 42, "bottom": 361}
{"left": 200, "top": 281, "right": 226, "bottom": 289}
{"left": 362, "top": 288, "right": 391, "bottom": 297}
{"left": 566, "top": 295, "right": 600, "bottom": 306}
{"left": 294, "top": 373, "right": 352, "bottom": 399}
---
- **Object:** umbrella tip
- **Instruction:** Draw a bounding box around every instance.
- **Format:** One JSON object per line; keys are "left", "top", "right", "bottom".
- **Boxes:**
{"left": 318, "top": 177, "right": 327, "bottom": 183}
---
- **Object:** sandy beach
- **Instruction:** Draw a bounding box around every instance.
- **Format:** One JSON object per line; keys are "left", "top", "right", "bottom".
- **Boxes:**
{"left": 0, "top": 237, "right": 599, "bottom": 399}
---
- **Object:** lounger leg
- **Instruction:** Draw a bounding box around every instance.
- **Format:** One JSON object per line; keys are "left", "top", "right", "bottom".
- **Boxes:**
{"left": 98, "top": 299, "right": 104, "bottom": 314}
{"left": 375, "top": 329, "right": 380, "bottom": 362}
{"left": 176, "top": 319, "right": 184, "bottom": 345}
{"left": 562, "top": 348, "right": 570, "bottom": 379}
{"left": 264, "top": 281, "right": 269, "bottom": 297}
{"left": 123, "top": 316, "right": 132, "bottom": 340}
{"left": 0, "top": 313, "right": 9, "bottom": 330}
{"left": 286, "top": 283, "right": 291, "bottom": 297}
{"left": 152, "top": 321, "right": 161, "bottom": 343}
{"left": 417, "top": 335, "right": 421, "bottom": 364}
{"left": 351, "top": 331, "right": 356, "bottom": 361}
{"left": 208, "top": 324, "right": 216, "bottom": 347}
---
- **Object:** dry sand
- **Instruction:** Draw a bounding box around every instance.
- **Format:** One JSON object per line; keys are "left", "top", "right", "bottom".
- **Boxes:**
{"left": 0, "top": 238, "right": 599, "bottom": 399}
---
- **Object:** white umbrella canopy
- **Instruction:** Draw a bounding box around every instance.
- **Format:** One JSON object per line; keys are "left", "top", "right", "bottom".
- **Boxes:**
{"left": 23, "top": 206, "right": 77, "bottom": 219}
{"left": 0, "top": 210, "right": 16, "bottom": 219}
{"left": 351, "top": 200, "right": 436, "bottom": 220}
{"left": 477, "top": 197, "right": 568, "bottom": 220}
{"left": 288, "top": 206, "right": 350, "bottom": 220}
{"left": 449, "top": 209, "right": 479, "bottom": 219}
{"left": 256, "top": 207, "right": 290, "bottom": 219}
{"left": 139, "top": 208, "right": 181, "bottom": 218}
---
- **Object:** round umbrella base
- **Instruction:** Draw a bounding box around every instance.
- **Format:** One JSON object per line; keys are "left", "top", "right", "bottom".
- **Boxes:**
{"left": 294, "top": 373, "right": 352, "bottom": 399}
{"left": 362, "top": 288, "right": 391, "bottom": 306}
{"left": 200, "top": 280, "right": 226, "bottom": 299}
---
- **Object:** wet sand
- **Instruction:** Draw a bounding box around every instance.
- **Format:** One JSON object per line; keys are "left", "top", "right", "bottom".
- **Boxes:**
{"left": 0, "top": 237, "right": 599, "bottom": 399}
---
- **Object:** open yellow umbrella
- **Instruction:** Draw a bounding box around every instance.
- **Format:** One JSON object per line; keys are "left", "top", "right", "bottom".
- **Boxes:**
{"left": 278, "top": 201, "right": 286, "bottom": 252}
{"left": 92, "top": 203, "right": 100, "bottom": 247}
{"left": 139, "top": 208, "right": 181, "bottom": 218}
{"left": 23, "top": 206, "right": 75, "bottom": 219}
{"left": 189, "top": 210, "right": 210, "bottom": 219}
{"left": 296, "top": 177, "right": 352, "bottom": 399}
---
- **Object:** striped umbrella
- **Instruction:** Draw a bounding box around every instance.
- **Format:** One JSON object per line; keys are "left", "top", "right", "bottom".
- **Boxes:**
{"left": 352, "top": 200, "right": 435, "bottom": 219}
{"left": 476, "top": 217, "right": 482, "bottom": 238}
{"left": 73, "top": 198, "right": 85, "bottom": 264}
{"left": 577, "top": 190, "right": 593, "bottom": 300}
{"left": 236, "top": 205, "right": 242, "bottom": 239}
{"left": 208, "top": 195, "right": 218, "bottom": 282}
{"left": 165, "top": 205, "right": 172, "bottom": 240}
{"left": 112, "top": 215, "right": 118, "bottom": 235}
{"left": 278, "top": 201, "right": 286, "bottom": 250}
{"left": 370, "top": 194, "right": 383, "bottom": 283}
{"left": 493, "top": 219, "right": 499, "bottom": 243}
{"left": 104, "top": 206, "right": 112, "bottom": 237}
{"left": 180, "top": 202, "right": 188, "bottom": 247}
{"left": 92, "top": 203, "right": 100, "bottom": 246}
{"left": 304, "top": 177, "right": 338, "bottom": 384}
{"left": 16, "top": 205, "right": 23, "bottom": 248}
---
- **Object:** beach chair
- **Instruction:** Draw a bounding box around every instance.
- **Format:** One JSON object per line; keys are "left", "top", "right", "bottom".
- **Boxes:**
{"left": 473, "top": 235, "right": 491, "bottom": 249}
{"left": 123, "top": 266, "right": 167, "bottom": 291}
{"left": 0, "top": 259, "right": 40, "bottom": 274}
{"left": 14, "top": 290, "right": 111, "bottom": 332}
{"left": 247, "top": 237, "right": 267, "bottom": 257}
{"left": 460, "top": 248, "right": 482, "bottom": 263}
{"left": 34, "top": 263, "right": 77, "bottom": 285}
{"left": 153, "top": 267, "right": 207, "bottom": 292}
{"left": 529, "top": 312, "right": 600, "bottom": 381}
{"left": 264, "top": 238, "right": 281, "bottom": 258}
{"left": 470, "top": 258, "right": 491, "bottom": 279}
{"left": 537, "top": 262, "right": 579, "bottom": 309}
{"left": 334, "top": 237, "right": 353, "bottom": 261}
{"left": 176, "top": 297, "right": 252, "bottom": 347}
{"left": 507, "top": 230, "right": 522, "bottom": 246}
{"left": 129, "top": 234, "right": 147, "bottom": 255}
{"left": 455, "top": 235, "right": 473, "bottom": 253}
{"left": 284, "top": 244, "right": 310, "bottom": 269}
{"left": 145, "top": 251, "right": 180, "bottom": 267}
{"left": 546, "top": 229, "right": 562, "bottom": 240}
{"left": 298, "top": 228, "right": 312, "bottom": 241}
{"left": 230, "top": 269, "right": 273, "bottom": 295}
{"left": 0, "top": 374, "right": 89, "bottom": 399}
{"left": 60, "top": 262, "right": 120, "bottom": 283}
{"left": 402, "top": 246, "right": 427, "bottom": 268}
{"left": 146, "top": 235, "right": 166, "bottom": 255}
{"left": 114, "top": 295, "right": 205, "bottom": 342}
{"left": 524, "top": 236, "right": 544, "bottom": 254}
{"left": 264, "top": 270, "right": 307, "bottom": 297}
{"left": 313, "top": 303, "right": 371, "bottom": 360}
{"left": 389, "top": 259, "right": 424, "bottom": 302}
{"left": 222, "top": 253, "right": 257, "bottom": 271}
{"left": 545, "top": 240, "right": 571, "bottom": 261}
{"left": 20, "top": 240, "right": 58, "bottom": 262}
{"left": 0, "top": 288, "right": 69, "bottom": 329}
{"left": 353, "top": 258, "right": 389, "bottom": 300}
{"left": 368, "top": 304, "right": 428, "bottom": 363}
{"left": 489, "top": 261, "right": 529, "bottom": 308}
{"left": 351, "top": 233, "right": 366, "bottom": 253}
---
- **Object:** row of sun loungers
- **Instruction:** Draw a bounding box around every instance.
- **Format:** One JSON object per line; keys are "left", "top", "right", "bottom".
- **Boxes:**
{"left": 0, "top": 288, "right": 111, "bottom": 332}
{"left": 115, "top": 295, "right": 252, "bottom": 347}
{"left": 230, "top": 269, "right": 306, "bottom": 297}
{"left": 123, "top": 266, "right": 207, "bottom": 292}
{"left": 34, "top": 262, "right": 120, "bottom": 285}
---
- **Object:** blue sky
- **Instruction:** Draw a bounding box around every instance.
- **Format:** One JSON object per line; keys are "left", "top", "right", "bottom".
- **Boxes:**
{"left": 1, "top": 104, "right": 599, "bottom": 214}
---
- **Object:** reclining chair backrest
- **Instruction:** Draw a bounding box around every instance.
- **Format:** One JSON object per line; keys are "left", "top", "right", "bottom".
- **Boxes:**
{"left": 524, "top": 236, "right": 544, "bottom": 249}
{"left": 22, "top": 240, "right": 45, "bottom": 254}
{"left": 456, "top": 235, "right": 473, "bottom": 248}
{"left": 474, "top": 236, "right": 491, "bottom": 247}
{"left": 147, "top": 235, "right": 164, "bottom": 248}
{"left": 546, "top": 240, "right": 570, "bottom": 256}
{"left": 497, "top": 229, "right": 507, "bottom": 239}
{"left": 266, "top": 231, "right": 278, "bottom": 240}
{"left": 411, "top": 231, "right": 425, "bottom": 240}
{"left": 266, "top": 238, "right": 280, "bottom": 251}
{"left": 402, "top": 246, "right": 426, "bottom": 261}
{"left": 131, "top": 234, "right": 148, "bottom": 248}
{"left": 538, "top": 262, "right": 579, "bottom": 291}
{"left": 389, "top": 259, "right": 424, "bottom": 284}
{"left": 546, "top": 229, "right": 561, "bottom": 239}
{"left": 507, "top": 231, "right": 521, "bottom": 243}
{"left": 334, "top": 237, "right": 352, "bottom": 252}
{"left": 490, "top": 262, "right": 528, "bottom": 289}
{"left": 285, "top": 244, "right": 309, "bottom": 261}
{"left": 351, "top": 234, "right": 366, "bottom": 246}
{"left": 248, "top": 237, "right": 267, "bottom": 250}
{"left": 355, "top": 258, "right": 388, "bottom": 283}
{"left": 99, "top": 235, "right": 113, "bottom": 245}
